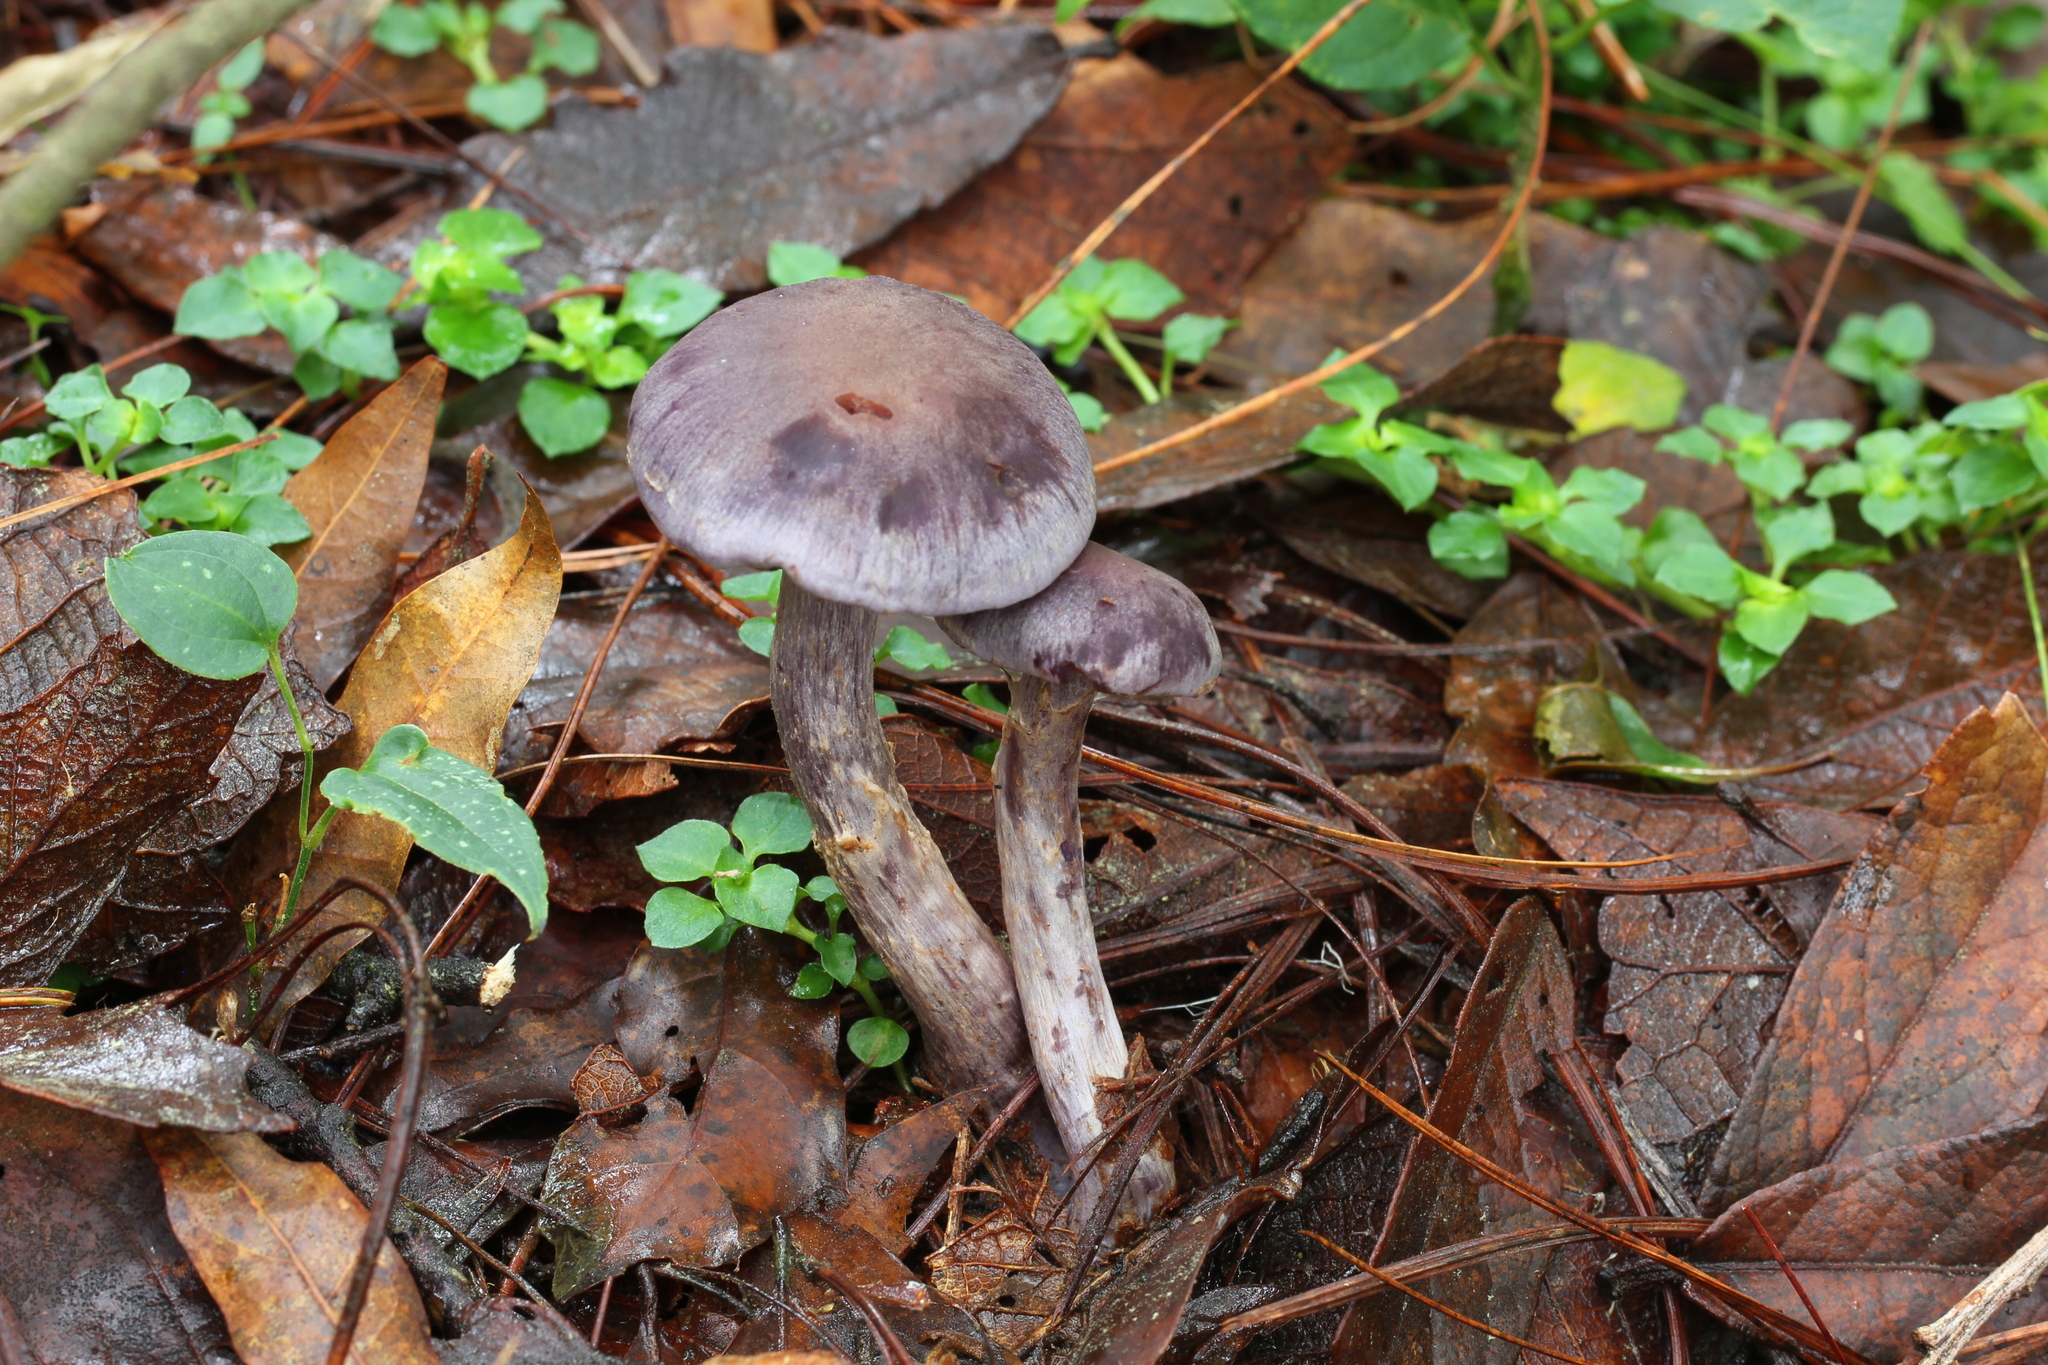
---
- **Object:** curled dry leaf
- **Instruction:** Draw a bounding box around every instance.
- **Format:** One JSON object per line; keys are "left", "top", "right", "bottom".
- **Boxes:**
{"left": 280, "top": 356, "right": 446, "bottom": 691}
{"left": 1708, "top": 694, "right": 2048, "bottom": 1208}
{"left": 1495, "top": 778, "right": 1876, "bottom": 1149}
{"left": 454, "top": 27, "right": 1071, "bottom": 290}
{"left": 270, "top": 475, "right": 561, "bottom": 1013}
{"left": 859, "top": 53, "right": 1350, "bottom": 321}
{"left": 148, "top": 1128, "right": 439, "bottom": 1365}
{"left": 545, "top": 931, "right": 844, "bottom": 1296}
{"left": 0, "top": 468, "right": 343, "bottom": 985}
{"left": 840, "top": 1088, "right": 987, "bottom": 1254}
{"left": 0, "top": 999, "right": 289, "bottom": 1130}
{"left": 0, "top": 1087, "right": 235, "bottom": 1365}
{"left": 1689, "top": 1116, "right": 2048, "bottom": 1360}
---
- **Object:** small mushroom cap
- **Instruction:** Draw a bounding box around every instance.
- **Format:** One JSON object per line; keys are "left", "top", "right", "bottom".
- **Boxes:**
{"left": 628, "top": 276, "right": 1095, "bottom": 616}
{"left": 939, "top": 542, "right": 1221, "bottom": 698}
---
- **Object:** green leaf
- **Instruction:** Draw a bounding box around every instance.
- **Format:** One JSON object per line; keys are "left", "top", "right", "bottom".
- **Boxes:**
{"left": 294, "top": 352, "right": 343, "bottom": 401}
{"left": 1544, "top": 500, "right": 1628, "bottom": 573}
{"left": 0, "top": 433, "right": 64, "bottom": 468}
{"left": 321, "top": 724, "right": 550, "bottom": 933}
{"left": 1428, "top": 509, "right": 1509, "bottom": 579}
{"left": 876, "top": 625, "right": 951, "bottom": 672}
{"left": 44, "top": 368, "right": 111, "bottom": 422}
{"left": 104, "top": 530, "right": 296, "bottom": 679}
{"left": 1701, "top": 405, "right": 1769, "bottom": 443}
{"left": 218, "top": 38, "right": 266, "bottom": 90}
{"left": 1734, "top": 589, "right": 1811, "bottom": 656}
{"left": 1875, "top": 302, "right": 1934, "bottom": 362}
{"left": 731, "top": 791, "right": 814, "bottom": 860}
{"left": 1782, "top": 418, "right": 1854, "bottom": 452}
{"left": 261, "top": 289, "right": 342, "bottom": 356}
{"left": 1449, "top": 443, "right": 1538, "bottom": 489}
{"left": 427, "top": 302, "right": 532, "bottom": 378}
{"left": 1655, "top": 426, "right": 1726, "bottom": 462}
{"left": 738, "top": 617, "right": 775, "bottom": 656}
{"left": 1804, "top": 460, "right": 1867, "bottom": 499}
{"left": 1879, "top": 152, "right": 1968, "bottom": 256}
{"left": 1559, "top": 464, "right": 1646, "bottom": 516}
{"left": 320, "top": 318, "right": 402, "bottom": 380}
{"left": 439, "top": 208, "right": 543, "bottom": 259}
{"left": 1803, "top": 569, "right": 1897, "bottom": 625}
{"left": 619, "top": 270, "right": 722, "bottom": 337}
{"left": 123, "top": 363, "right": 191, "bottom": 409}
{"left": 1095, "top": 259, "right": 1184, "bottom": 322}
{"left": 721, "top": 569, "right": 781, "bottom": 603}
{"left": 243, "top": 251, "right": 318, "bottom": 295}
{"left": 637, "top": 818, "right": 732, "bottom": 882}
{"left": 646, "top": 887, "right": 725, "bottom": 948}
{"left": 818, "top": 933, "right": 858, "bottom": 985}
{"left": 468, "top": 74, "right": 551, "bottom": 131}
{"left": 1231, "top": 0, "right": 1467, "bottom": 91}
{"left": 766, "top": 241, "right": 865, "bottom": 287}
{"left": 1946, "top": 393, "right": 2030, "bottom": 430}
{"left": 1951, "top": 440, "right": 2039, "bottom": 512}
{"left": 847, "top": 1016, "right": 909, "bottom": 1067}
{"left": 320, "top": 251, "right": 404, "bottom": 313}
{"left": 1552, "top": 340, "right": 1687, "bottom": 437}
{"left": 518, "top": 377, "right": 611, "bottom": 456}
{"left": 1717, "top": 630, "right": 1781, "bottom": 695}
{"left": 718, "top": 862, "right": 802, "bottom": 931}
{"left": 230, "top": 493, "right": 313, "bottom": 546}
{"left": 373, "top": 3, "right": 444, "bottom": 56}
{"left": 1607, "top": 692, "right": 1708, "bottom": 769}
{"left": 1161, "top": 313, "right": 1233, "bottom": 366}
{"left": 789, "top": 962, "right": 836, "bottom": 999}
{"left": 176, "top": 272, "right": 266, "bottom": 339}
{"left": 1065, "top": 389, "right": 1106, "bottom": 432}
{"left": 1347, "top": 444, "right": 1439, "bottom": 512}
{"left": 1640, "top": 506, "right": 1718, "bottom": 579}
{"left": 531, "top": 16, "right": 600, "bottom": 74}
{"left": 140, "top": 475, "right": 221, "bottom": 527}
{"left": 1758, "top": 502, "right": 1835, "bottom": 576}
{"left": 586, "top": 346, "right": 648, "bottom": 389}
{"left": 496, "top": 0, "right": 563, "bottom": 31}
{"left": 963, "top": 681, "right": 1008, "bottom": 715}
{"left": 1733, "top": 443, "right": 1809, "bottom": 502}
{"left": 1128, "top": 0, "right": 1235, "bottom": 21}
{"left": 1318, "top": 354, "right": 1400, "bottom": 423}
{"left": 1653, "top": 542, "right": 1743, "bottom": 608}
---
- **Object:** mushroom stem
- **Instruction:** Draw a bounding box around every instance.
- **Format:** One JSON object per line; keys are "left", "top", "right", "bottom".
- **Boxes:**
{"left": 770, "top": 580, "right": 1032, "bottom": 1096}
{"left": 995, "top": 673, "right": 1175, "bottom": 1223}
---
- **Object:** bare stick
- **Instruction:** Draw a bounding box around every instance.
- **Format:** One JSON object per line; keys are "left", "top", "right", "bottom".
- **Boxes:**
{"left": 1916, "top": 1221, "right": 2048, "bottom": 1365}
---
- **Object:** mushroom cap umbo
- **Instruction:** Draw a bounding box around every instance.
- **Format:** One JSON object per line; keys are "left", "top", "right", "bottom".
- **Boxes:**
{"left": 628, "top": 276, "right": 1096, "bottom": 617}
{"left": 940, "top": 542, "right": 1221, "bottom": 699}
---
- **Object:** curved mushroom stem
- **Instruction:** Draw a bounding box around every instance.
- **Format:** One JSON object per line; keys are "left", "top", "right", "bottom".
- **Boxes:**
{"left": 996, "top": 672, "right": 1175, "bottom": 1226}
{"left": 771, "top": 580, "right": 1032, "bottom": 1096}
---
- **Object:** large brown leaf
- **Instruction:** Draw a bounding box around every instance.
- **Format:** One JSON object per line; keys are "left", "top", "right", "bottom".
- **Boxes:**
{"left": 545, "top": 930, "right": 844, "bottom": 1296}
{"left": 272, "top": 476, "right": 561, "bottom": 1011}
{"left": 1091, "top": 388, "right": 1346, "bottom": 514}
{"left": 1707, "top": 694, "right": 2048, "bottom": 1208}
{"left": 858, "top": 54, "right": 1349, "bottom": 321}
{"left": 455, "top": 27, "right": 1070, "bottom": 291}
{"left": 1335, "top": 898, "right": 1635, "bottom": 1365}
{"left": 0, "top": 999, "right": 289, "bottom": 1130}
{"left": 0, "top": 1087, "right": 236, "bottom": 1364}
{"left": 149, "top": 1128, "right": 440, "bottom": 1365}
{"left": 1495, "top": 778, "right": 1875, "bottom": 1148}
{"left": 280, "top": 357, "right": 445, "bottom": 690}
{"left": 0, "top": 469, "right": 343, "bottom": 984}
{"left": 1689, "top": 1116, "right": 2048, "bottom": 1360}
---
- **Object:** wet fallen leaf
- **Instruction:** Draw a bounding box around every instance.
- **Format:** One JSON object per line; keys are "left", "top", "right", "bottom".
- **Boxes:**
{"left": 272, "top": 476, "right": 561, "bottom": 1011}
{"left": 1696, "top": 553, "right": 2048, "bottom": 809}
{"left": 281, "top": 356, "right": 446, "bottom": 691}
{"left": 1690, "top": 1116, "right": 2048, "bottom": 1360}
{"left": 840, "top": 1090, "right": 986, "bottom": 1254}
{"left": 884, "top": 713, "right": 1004, "bottom": 925}
{"left": 0, "top": 998, "right": 290, "bottom": 1129}
{"left": 0, "top": 468, "right": 343, "bottom": 984}
{"left": 1335, "top": 898, "right": 1627, "bottom": 1365}
{"left": 1340, "top": 764, "right": 1487, "bottom": 851}
{"left": 1389, "top": 334, "right": 1572, "bottom": 434}
{"left": 858, "top": 53, "right": 1349, "bottom": 321}
{"left": 546, "top": 930, "right": 843, "bottom": 1296}
{"left": 1495, "top": 778, "right": 1875, "bottom": 1149}
{"left": 928, "top": 1201, "right": 1075, "bottom": 1350}
{"left": 72, "top": 850, "right": 232, "bottom": 973}
{"left": 441, "top": 411, "right": 638, "bottom": 553}
{"left": 456, "top": 27, "right": 1070, "bottom": 291}
{"left": 1708, "top": 694, "right": 2048, "bottom": 1208}
{"left": 1922, "top": 355, "right": 2048, "bottom": 403}
{"left": 0, "top": 1086, "right": 236, "bottom": 1364}
{"left": 149, "top": 1127, "right": 440, "bottom": 1365}
{"left": 1254, "top": 483, "right": 1497, "bottom": 622}
{"left": 1091, "top": 388, "right": 1346, "bottom": 514}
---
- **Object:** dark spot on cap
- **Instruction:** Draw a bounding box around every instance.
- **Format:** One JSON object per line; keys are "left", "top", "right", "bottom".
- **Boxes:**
{"left": 769, "top": 413, "right": 860, "bottom": 485}
{"left": 877, "top": 476, "right": 935, "bottom": 531}
{"left": 835, "top": 392, "right": 893, "bottom": 419}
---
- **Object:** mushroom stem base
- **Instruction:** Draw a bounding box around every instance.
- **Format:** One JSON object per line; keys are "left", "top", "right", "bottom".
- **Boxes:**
{"left": 771, "top": 581, "right": 1030, "bottom": 1096}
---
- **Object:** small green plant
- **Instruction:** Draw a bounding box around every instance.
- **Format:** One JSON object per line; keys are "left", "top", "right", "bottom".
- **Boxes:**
{"left": 1157, "top": 312, "right": 1235, "bottom": 391}
{"left": 1434, "top": 447, "right": 1647, "bottom": 587}
{"left": 636, "top": 792, "right": 909, "bottom": 1069}
{"left": 518, "top": 271, "right": 722, "bottom": 456}
{"left": 192, "top": 39, "right": 266, "bottom": 161}
{"left": 372, "top": 0, "right": 598, "bottom": 132}
{"left": 104, "top": 531, "right": 548, "bottom": 929}
{"left": 1551, "top": 340, "right": 1687, "bottom": 438}
{"left": 1014, "top": 256, "right": 1228, "bottom": 406}
{"left": 1824, "top": 302, "right": 1935, "bottom": 423}
{"left": 0, "top": 301, "right": 62, "bottom": 386}
{"left": 766, "top": 241, "right": 867, "bottom": 287}
{"left": 1298, "top": 355, "right": 1452, "bottom": 512}
{"left": 1656, "top": 406, "right": 1853, "bottom": 504}
{"left": 1806, "top": 424, "right": 1960, "bottom": 543}
{"left": 176, "top": 248, "right": 404, "bottom": 399}
{"left": 720, "top": 569, "right": 952, "bottom": 679}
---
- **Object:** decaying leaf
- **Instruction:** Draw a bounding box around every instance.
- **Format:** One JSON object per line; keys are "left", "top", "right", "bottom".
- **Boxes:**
{"left": 1255, "top": 484, "right": 1496, "bottom": 622}
{"left": 280, "top": 357, "right": 445, "bottom": 691}
{"left": 0, "top": 999, "right": 289, "bottom": 1130}
{"left": 859, "top": 53, "right": 1350, "bottom": 321}
{"left": 1691, "top": 1116, "right": 2048, "bottom": 1360}
{"left": 1708, "top": 694, "right": 2048, "bottom": 1207}
{"left": 272, "top": 476, "right": 561, "bottom": 1012}
{"left": 928, "top": 1201, "right": 1075, "bottom": 1350}
{"left": 0, "top": 468, "right": 343, "bottom": 984}
{"left": 454, "top": 27, "right": 1071, "bottom": 290}
{"left": 149, "top": 1127, "right": 440, "bottom": 1365}
{"left": 884, "top": 713, "right": 1004, "bottom": 924}
{"left": 1092, "top": 388, "right": 1348, "bottom": 514}
{"left": 545, "top": 931, "right": 843, "bottom": 1295}
{"left": 0, "top": 1086, "right": 236, "bottom": 1364}
{"left": 840, "top": 1089, "right": 986, "bottom": 1254}
{"left": 1496, "top": 778, "right": 1876, "bottom": 1149}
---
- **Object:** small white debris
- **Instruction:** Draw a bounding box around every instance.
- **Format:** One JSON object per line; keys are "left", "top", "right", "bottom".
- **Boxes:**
{"left": 480, "top": 945, "right": 518, "bottom": 1009}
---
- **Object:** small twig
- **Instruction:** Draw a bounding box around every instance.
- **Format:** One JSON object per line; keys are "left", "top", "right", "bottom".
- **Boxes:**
{"left": 1915, "top": 1221, "right": 2048, "bottom": 1365}
{"left": 813, "top": 1268, "right": 917, "bottom": 1365}
{"left": 0, "top": 432, "right": 278, "bottom": 535}
{"left": 1741, "top": 1207, "right": 1853, "bottom": 1365}
{"left": 569, "top": 0, "right": 662, "bottom": 87}
{"left": 903, "top": 1076, "right": 1039, "bottom": 1247}
{"left": 0, "top": 337, "right": 52, "bottom": 372}
{"left": 400, "top": 1199, "right": 583, "bottom": 1337}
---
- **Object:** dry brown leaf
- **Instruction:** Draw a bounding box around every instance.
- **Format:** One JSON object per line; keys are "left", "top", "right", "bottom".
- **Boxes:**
{"left": 281, "top": 357, "right": 445, "bottom": 691}
{"left": 272, "top": 476, "right": 562, "bottom": 1012}
{"left": 148, "top": 1128, "right": 438, "bottom": 1365}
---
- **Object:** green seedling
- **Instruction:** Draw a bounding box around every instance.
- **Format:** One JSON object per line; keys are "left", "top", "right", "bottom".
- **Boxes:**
{"left": 766, "top": 241, "right": 867, "bottom": 287}
{"left": 1156, "top": 311, "right": 1235, "bottom": 392}
{"left": 1656, "top": 405, "right": 1852, "bottom": 503}
{"left": 0, "top": 302, "right": 62, "bottom": 386}
{"left": 1433, "top": 446, "right": 1647, "bottom": 588}
{"left": 104, "top": 531, "right": 548, "bottom": 928}
{"left": 518, "top": 271, "right": 722, "bottom": 456}
{"left": 636, "top": 792, "right": 909, "bottom": 1070}
{"left": 720, "top": 569, "right": 952, "bottom": 682}
{"left": 1297, "top": 352, "right": 1454, "bottom": 513}
{"left": 413, "top": 208, "right": 545, "bottom": 378}
{"left": 176, "top": 248, "right": 404, "bottom": 398}
{"left": 962, "top": 682, "right": 1006, "bottom": 765}
{"left": 1806, "top": 423, "right": 1959, "bottom": 544}
{"left": 1824, "top": 302, "right": 1935, "bottom": 422}
{"left": 373, "top": 0, "right": 598, "bottom": 132}
{"left": 1014, "top": 256, "right": 1188, "bottom": 405}
{"left": 192, "top": 39, "right": 266, "bottom": 161}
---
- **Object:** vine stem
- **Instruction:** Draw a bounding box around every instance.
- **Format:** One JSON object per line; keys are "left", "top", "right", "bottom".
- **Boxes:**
{"left": 2019, "top": 533, "right": 2048, "bottom": 701}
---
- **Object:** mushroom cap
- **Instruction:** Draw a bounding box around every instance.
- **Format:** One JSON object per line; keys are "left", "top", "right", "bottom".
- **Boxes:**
{"left": 939, "top": 542, "right": 1221, "bottom": 698}
{"left": 628, "top": 276, "right": 1096, "bottom": 616}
